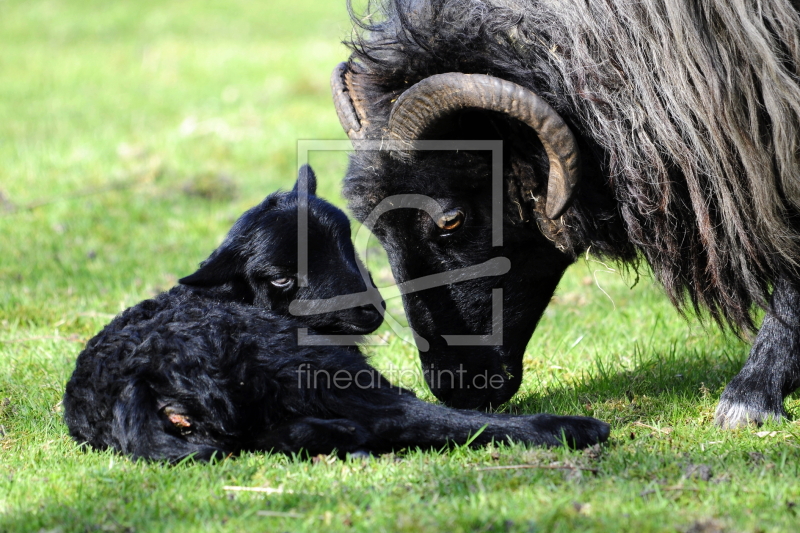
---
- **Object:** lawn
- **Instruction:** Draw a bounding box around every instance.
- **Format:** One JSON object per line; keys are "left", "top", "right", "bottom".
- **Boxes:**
{"left": 1, "top": 1, "right": 798, "bottom": 531}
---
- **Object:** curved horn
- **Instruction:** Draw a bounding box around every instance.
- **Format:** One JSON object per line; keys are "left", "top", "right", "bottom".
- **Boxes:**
{"left": 331, "top": 62, "right": 370, "bottom": 141}
{"left": 388, "top": 73, "right": 580, "bottom": 220}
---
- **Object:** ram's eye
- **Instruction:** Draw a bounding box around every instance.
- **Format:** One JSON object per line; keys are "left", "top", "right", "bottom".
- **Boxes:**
{"left": 270, "top": 277, "right": 295, "bottom": 289}
{"left": 436, "top": 209, "right": 465, "bottom": 232}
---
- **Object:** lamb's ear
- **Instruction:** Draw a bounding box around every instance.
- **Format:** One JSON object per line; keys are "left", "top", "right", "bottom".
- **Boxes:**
{"left": 292, "top": 165, "right": 317, "bottom": 196}
{"left": 179, "top": 246, "right": 241, "bottom": 287}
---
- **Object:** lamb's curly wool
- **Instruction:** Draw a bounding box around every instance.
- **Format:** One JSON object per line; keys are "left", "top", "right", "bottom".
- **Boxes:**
{"left": 65, "top": 290, "right": 608, "bottom": 461}
{"left": 63, "top": 166, "right": 609, "bottom": 461}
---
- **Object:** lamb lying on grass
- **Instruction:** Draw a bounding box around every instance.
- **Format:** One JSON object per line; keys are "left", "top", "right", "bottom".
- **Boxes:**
{"left": 63, "top": 166, "right": 610, "bottom": 462}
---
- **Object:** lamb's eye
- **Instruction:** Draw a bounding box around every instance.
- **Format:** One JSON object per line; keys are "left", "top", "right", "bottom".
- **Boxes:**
{"left": 436, "top": 209, "right": 465, "bottom": 232}
{"left": 270, "top": 277, "right": 295, "bottom": 289}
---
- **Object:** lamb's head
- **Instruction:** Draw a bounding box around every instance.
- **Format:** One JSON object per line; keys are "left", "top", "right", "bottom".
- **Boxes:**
{"left": 180, "top": 165, "right": 384, "bottom": 335}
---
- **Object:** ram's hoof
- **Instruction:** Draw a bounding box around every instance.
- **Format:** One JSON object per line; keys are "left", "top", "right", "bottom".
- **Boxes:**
{"left": 714, "top": 398, "right": 786, "bottom": 429}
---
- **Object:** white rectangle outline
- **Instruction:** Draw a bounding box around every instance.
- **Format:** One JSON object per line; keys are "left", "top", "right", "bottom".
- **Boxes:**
{"left": 296, "top": 139, "right": 504, "bottom": 347}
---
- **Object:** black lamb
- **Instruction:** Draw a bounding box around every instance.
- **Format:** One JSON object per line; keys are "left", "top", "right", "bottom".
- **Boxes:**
{"left": 63, "top": 166, "right": 609, "bottom": 462}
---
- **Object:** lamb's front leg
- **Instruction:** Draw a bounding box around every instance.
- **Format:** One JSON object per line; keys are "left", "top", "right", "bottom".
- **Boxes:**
{"left": 715, "top": 278, "right": 800, "bottom": 428}
{"left": 283, "top": 355, "right": 609, "bottom": 454}
{"left": 315, "top": 375, "right": 610, "bottom": 451}
{"left": 254, "top": 417, "right": 374, "bottom": 456}
{"left": 361, "top": 393, "right": 610, "bottom": 451}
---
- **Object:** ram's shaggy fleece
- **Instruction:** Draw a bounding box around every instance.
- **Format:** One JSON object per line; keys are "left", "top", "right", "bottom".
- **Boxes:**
{"left": 349, "top": 0, "right": 800, "bottom": 330}
{"left": 335, "top": 0, "right": 800, "bottom": 424}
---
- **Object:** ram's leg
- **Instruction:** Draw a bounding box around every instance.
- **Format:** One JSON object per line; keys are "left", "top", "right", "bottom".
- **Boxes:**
{"left": 715, "top": 278, "right": 800, "bottom": 428}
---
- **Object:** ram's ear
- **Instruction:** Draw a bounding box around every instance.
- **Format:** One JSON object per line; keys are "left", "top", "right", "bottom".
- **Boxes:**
{"left": 179, "top": 246, "right": 241, "bottom": 287}
{"left": 292, "top": 165, "right": 317, "bottom": 196}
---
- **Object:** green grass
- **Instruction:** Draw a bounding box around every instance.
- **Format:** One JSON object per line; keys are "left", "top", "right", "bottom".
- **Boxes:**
{"left": 1, "top": 1, "right": 799, "bottom": 531}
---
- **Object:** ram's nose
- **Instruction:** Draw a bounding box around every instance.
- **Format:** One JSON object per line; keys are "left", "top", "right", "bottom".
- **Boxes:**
{"left": 418, "top": 345, "right": 522, "bottom": 411}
